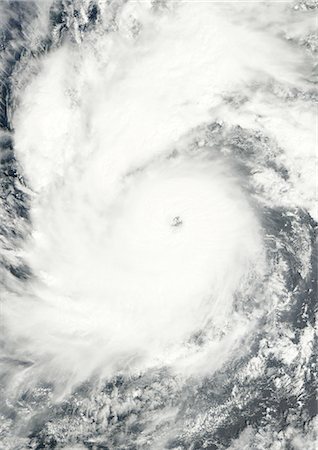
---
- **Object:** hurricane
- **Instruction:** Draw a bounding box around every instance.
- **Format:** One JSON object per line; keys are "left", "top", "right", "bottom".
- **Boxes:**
{"left": 0, "top": 1, "right": 317, "bottom": 449}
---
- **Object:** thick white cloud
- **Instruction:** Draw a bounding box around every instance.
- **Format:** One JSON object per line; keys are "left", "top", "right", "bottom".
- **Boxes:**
{"left": 3, "top": 0, "right": 314, "bottom": 393}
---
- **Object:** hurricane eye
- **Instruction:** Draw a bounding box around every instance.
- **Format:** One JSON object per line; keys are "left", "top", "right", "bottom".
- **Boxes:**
{"left": 171, "top": 216, "right": 183, "bottom": 227}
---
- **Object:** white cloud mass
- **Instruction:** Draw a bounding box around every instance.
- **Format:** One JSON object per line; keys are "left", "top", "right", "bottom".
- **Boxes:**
{"left": 0, "top": 0, "right": 316, "bottom": 448}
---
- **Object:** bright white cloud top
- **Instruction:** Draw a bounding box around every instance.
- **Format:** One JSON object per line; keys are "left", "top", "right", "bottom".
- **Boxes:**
{"left": 0, "top": 1, "right": 316, "bottom": 449}
{"left": 6, "top": 1, "right": 278, "bottom": 384}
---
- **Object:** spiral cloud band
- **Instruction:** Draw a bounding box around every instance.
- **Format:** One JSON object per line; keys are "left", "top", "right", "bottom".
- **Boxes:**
{"left": 0, "top": 1, "right": 317, "bottom": 449}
